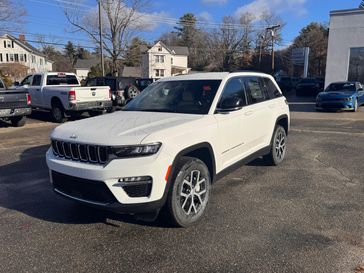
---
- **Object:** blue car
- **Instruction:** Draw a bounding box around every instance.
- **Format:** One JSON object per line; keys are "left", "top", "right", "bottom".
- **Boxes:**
{"left": 316, "top": 81, "right": 364, "bottom": 112}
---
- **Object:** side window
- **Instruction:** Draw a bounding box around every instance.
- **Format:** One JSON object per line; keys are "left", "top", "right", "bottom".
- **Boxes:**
{"left": 86, "top": 78, "right": 97, "bottom": 86}
{"left": 263, "top": 77, "right": 282, "bottom": 99}
{"left": 0, "top": 80, "right": 4, "bottom": 88}
{"left": 217, "top": 77, "right": 247, "bottom": 108}
{"left": 21, "top": 75, "right": 32, "bottom": 86}
{"left": 31, "top": 75, "right": 42, "bottom": 86}
{"left": 244, "top": 77, "right": 266, "bottom": 104}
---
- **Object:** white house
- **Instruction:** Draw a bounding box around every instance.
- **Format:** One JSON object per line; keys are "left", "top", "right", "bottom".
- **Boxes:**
{"left": 141, "top": 41, "right": 190, "bottom": 79}
{"left": 0, "top": 34, "right": 53, "bottom": 77}
{"left": 325, "top": 8, "right": 364, "bottom": 87}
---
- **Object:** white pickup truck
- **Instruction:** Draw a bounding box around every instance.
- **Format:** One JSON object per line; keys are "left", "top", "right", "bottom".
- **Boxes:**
{"left": 18, "top": 72, "right": 112, "bottom": 122}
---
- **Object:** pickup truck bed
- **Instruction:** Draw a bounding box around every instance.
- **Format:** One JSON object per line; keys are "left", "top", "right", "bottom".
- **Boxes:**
{"left": 0, "top": 88, "right": 31, "bottom": 127}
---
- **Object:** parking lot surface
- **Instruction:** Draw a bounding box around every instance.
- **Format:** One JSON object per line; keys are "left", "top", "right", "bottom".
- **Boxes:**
{"left": 1, "top": 105, "right": 364, "bottom": 273}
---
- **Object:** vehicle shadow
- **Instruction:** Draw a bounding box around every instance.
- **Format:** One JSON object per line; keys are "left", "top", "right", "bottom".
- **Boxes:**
{"left": 0, "top": 144, "right": 171, "bottom": 228}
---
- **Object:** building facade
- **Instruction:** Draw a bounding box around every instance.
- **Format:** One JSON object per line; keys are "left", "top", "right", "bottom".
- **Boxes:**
{"left": 0, "top": 34, "right": 53, "bottom": 79}
{"left": 325, "top": 8, "right": 364, "bottom": 87}
{"left": 141, "top": 41, "right": 190, "bottom": 79}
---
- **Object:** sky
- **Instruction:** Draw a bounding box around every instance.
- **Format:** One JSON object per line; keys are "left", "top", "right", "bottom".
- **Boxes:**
{"left": 13, "top": 0, "right": 362, "bottom": 51}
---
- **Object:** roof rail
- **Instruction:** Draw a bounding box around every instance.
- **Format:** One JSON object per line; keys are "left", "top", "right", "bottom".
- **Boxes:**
{"left": 229, "top": 70, "right": 272, "bottom": 75}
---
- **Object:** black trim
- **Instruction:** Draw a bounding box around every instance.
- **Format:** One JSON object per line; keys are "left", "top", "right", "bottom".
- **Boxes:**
{"left": 214, "top": 146, "right": 270, "bottom": 183}
{"left": 275, "top": 114, "right": 289, "bottom": 136}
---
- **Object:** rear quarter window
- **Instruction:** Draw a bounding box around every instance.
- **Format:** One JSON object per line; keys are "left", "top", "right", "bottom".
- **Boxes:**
{"left": 263, "top": 77, "right": 282, "bottom": 99}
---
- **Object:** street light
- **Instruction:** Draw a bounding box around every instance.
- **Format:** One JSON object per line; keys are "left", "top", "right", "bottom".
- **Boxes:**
{"left": 266, "top": 24, "right": 280, "bottom": 75}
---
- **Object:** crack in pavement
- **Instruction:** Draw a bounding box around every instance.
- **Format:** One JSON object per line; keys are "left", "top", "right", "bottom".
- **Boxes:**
{"left": 314, "top": 153, "right": 353, "bottom": 183}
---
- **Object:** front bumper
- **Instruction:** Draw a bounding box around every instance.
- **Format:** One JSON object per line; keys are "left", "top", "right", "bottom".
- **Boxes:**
{"left": 0, "top": 107, "right": 31, "bottom": 118}
{"left": 46, "top": 148, "right": 173, "bottom": 213}
{"left": 316, "top": 101, "right": 354, "bottom": 111}
{"left": 68, "top": 100, "right": 113, "bottom": 111}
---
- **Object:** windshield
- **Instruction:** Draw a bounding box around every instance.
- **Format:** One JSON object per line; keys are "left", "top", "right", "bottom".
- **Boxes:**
{"left": 124, "top": 80, "right": 221, "bottom": 114}
{"left": 47, "top": 75, "right": 79, "bottom": 85}
{"left": 327, "top": 83, "right": 356, "bottom": 92}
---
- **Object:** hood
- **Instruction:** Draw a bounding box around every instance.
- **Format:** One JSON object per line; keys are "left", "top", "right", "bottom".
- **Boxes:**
{"left": 319, "top": 91, "right": 355, "bottom": 99}
{"left": 51, "top": 111, "right": 203, "bottom": 146}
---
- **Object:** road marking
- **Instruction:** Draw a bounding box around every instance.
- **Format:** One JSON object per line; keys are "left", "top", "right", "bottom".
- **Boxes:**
{"left": 291, "top": 128, "right": 364, "bottom": 137}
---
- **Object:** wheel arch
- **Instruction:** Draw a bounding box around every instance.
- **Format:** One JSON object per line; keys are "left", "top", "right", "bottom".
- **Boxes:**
{"left": 275, "top": 114, "right": 289, "bottom": 136}
{"left": 51, "top": 96, "right": 64, "bottom": 108}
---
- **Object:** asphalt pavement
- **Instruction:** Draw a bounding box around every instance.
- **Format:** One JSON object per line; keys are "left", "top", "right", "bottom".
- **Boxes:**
{"left": 1, "top": 102, "right": 364, "bottom": 273}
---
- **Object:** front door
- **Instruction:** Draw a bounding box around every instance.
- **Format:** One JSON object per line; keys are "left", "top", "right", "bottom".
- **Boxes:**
{"left": 28, "top": 74, "right": 43, "bottom": 107}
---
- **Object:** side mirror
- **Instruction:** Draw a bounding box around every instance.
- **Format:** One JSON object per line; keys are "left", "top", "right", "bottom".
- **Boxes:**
{"left": 216, "top": 97, "right": 244, "bottom": 113}
{"left": 13, "top": 81, "right": 20, "bottom": 86}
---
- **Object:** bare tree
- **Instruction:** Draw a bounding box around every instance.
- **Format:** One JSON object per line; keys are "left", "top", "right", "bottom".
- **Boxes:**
{"left": 0, "top": 0, "right": 26, "bottom": 31}
{"left": 64, "top": 0, "right": 149, "bottom": 75}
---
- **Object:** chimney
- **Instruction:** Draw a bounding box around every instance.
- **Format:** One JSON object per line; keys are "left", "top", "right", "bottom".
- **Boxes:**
{"left": 19, "top": 34, "right": 25, "bottom": 42}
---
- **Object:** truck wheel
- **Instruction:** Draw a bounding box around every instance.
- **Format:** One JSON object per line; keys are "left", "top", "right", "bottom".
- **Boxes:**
{"left": 10, "top": 116, "right": 26, "bottom": 127}
{"left": 264, "top": 125, "right": 287, "bottom": 166}
{"left": 106, "top": 106, "right": 116, "bottom": 113}
{"left": 51, "top": 102, "right": 67, "bottom": 123}
{"left": 165, "top": 156, "right": 211, "bottom": 227}
{"left": 124, "top": 85, "right": 140, "bottom": 100}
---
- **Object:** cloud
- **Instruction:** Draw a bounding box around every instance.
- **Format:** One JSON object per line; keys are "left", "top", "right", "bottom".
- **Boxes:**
{"left": 135, "top": 11, "right": 171, "bottom": 31}
{"left": 198, "top": 12, "right": 214, "bottom": 23}
{"left": 201, "top": 0, "right": 228, "bottom": 6}
{"left": 235, "top": 0, "right": 307, "bottom": 20}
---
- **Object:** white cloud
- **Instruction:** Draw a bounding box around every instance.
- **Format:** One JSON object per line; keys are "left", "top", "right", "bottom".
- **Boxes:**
{"left": 235, "top": 0, "right": 307, "bottom": 20}
{"left": 201, "top": 0, "right": 228, "bottom": 6}
{"left": 198, "top": 11, "right": 214, "bottom": 23}
{"left": 135, "top": 11, "right": 170, "bottom": 31}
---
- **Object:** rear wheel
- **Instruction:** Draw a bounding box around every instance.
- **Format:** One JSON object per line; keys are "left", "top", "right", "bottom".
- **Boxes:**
{"left": 10, "top": 116, "right": 26, "bottom": 127}
{"left": 51, "top": 102, "right": 67, "bottom": 123}
{"left": 165, "top": 157, "right": 211, "bottom": 227}
{"left": 106, "top": 106, "right": 116, "bottom": 113}
{"left": 264, "top": 125, "right": 287, "bottom": 166}
{"left": 124, "top": 85, "right": 140, "bottom": 100}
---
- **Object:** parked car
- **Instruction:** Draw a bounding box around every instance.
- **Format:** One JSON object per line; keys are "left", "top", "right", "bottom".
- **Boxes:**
{"left": 291, "top": 77, "right": 302, "bottom": 89}
{"left": 46, "top": 72, "right": 290, "bottom": 227}
{"left": 0, "top": 78, "right": 31, "bottom": 127}
{"left": 295, "top": 78, "right": 323, "bottom": 96}
{"left": 17, "top": 72, "right": 112, "bottom": 123}
{"left": 84, "top": 77, "right": 154, "bottom": 110}
{"left": 316, "top": 81, "right": 364, "bottom": 112}
{"left": 277, "top": 76, "right": 293, "bottom": 93}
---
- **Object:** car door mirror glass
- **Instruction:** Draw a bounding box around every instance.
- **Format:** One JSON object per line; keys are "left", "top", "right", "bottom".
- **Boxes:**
{"left": 216, "top": 97, "right": 244, "bottom": 113}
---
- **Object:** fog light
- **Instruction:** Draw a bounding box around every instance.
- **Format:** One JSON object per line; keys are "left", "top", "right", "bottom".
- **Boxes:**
{"left": 118, "top": 176, "right": 152, "bottom": 183}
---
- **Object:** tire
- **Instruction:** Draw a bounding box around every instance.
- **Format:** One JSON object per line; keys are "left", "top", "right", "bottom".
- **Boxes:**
{"left": 352, "top": 99, "right": 358, "bottom": 112}
{"left": 10, "top": 116, "right": 26, "bottom": 127}
{"left": 264, "top": 125, "right": 287, "bottom": 166}
{"left": 124, "top": 85, "right": 140, "bottom": 100}
{"left": 51, "top": 102, "right": 67, "bottom": 123}
{"left": 106, "top": 106, "right": 116, "bottom": 113}
{"left": 164, "top": 156, "right": 211, "bottom": 227}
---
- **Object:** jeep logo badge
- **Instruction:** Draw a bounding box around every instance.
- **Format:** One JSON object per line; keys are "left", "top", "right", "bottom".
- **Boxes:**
{"left": 92, "top": 92, "right": 96, "bottom": 96}
{"left": 70, "top": 134, "right": 78, "bottom": 139}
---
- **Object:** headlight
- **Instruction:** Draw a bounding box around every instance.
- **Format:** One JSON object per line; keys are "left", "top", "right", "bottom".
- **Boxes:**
{"left": 111, "top": 143, "right": 161, "bottom": 158}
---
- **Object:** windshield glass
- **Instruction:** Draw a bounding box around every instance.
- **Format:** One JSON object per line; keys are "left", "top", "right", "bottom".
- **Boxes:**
{"left": 47, "top": 75, "right": 79, "bottom": 85}
{"left": 327, "top": 83, "right": 356, "bottom": 92}
{"left": 124, "top": 80, "right": 221, "bottom": 114}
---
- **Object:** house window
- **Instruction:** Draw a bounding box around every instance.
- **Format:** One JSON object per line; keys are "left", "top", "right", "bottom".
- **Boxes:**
{"left": 155, "top": 69, "right": 165, "bottom": 77}
{"left": 40, "top": 58, "right": 43, "bottom": 65}
{"left": 19, "top": 54, "right": 24, "bottom": 62}
{"left": 24, "top": 54, "right": 27, "bottom": 62}
{"left": 7, "top": 41, "right": 12, "bottom": 48}
{"left": 171, "top": 58, "right": 173, "bottom": 64}
{"left": 155, "top": 55, "right": 165, "bottom": 63}
{"left": 14, "top": 54, "right": 19, "bottom": 62}
{"left": 9, "top": 54, "right": 14, "bottom": 62}
{"left": 32, "top": 55, "right": 36, "bottom": 64}
{"left": 158, "top": 47, "right": 162, "bottom": 52}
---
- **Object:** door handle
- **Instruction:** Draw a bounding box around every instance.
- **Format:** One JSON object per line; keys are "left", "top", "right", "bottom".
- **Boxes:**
{"left": 245, "top": 111, "right": 254, "bottom": 116}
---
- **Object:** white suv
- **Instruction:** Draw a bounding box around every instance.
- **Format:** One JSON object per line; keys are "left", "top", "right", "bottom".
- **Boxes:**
{"left": 46, "top": 72, "right": 290, "bottom": 227}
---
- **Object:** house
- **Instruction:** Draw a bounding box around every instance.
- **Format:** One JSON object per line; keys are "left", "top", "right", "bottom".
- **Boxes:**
{"left": 141, "top": 41, "right": 190, "bottom": 79}
{"left": 0, "top": 34, "right": 53, "bottom": 80}
{"left": 74, "top": 57, "right": 100, "bottom": 80}
{"left": 121, "top": 66, "right": 141, "bottom": 77}
{"left": 325, "top": 8, "right": 364, "bottom": 87}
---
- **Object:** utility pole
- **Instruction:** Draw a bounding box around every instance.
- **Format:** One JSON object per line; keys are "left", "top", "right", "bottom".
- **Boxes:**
{"left": 98, "top": 0, "right": 105, "bottom": 76}
{"left": 258, "top": 34, "right": 265, "bottom": 71}
{"left": 266, "top": 24, "right": 280, "bottom": 75}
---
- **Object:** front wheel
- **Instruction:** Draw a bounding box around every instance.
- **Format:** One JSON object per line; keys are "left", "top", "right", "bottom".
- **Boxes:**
{"left": 264, "top": 125, "right": 287, "bottom": 166}
{"left": 165, "top": 157, "right": 211, "bottom": 227}
{"left": 10, "top": 116, "right": 26, "bottom": 127}
{"left": 51, "top": 103, "right": 67, "bottom": 123}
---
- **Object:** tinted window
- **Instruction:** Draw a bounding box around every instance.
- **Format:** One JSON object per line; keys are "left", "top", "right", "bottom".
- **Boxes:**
{"left": 124, "top": 80, "right": 221, "bottom": 114}
{"left": 217, "top": 78, "right": 246, "bottom": 108}
{"left": 326, "top": 83, "right": 356, "bottom": 92}
{"left": 0, "top": 80, "right": 4, "bottom": 89}
{"left": 21, "top": 75, "right": 32, "bottom": 86}
{"left": 263, "top": 77, "right": 282, "bottom": 99}
{"left": 86, "top": 78, "right": 97, "bottom": 87}
{"left": 32, "top": 75, "right": 42, "bottom": 86}
{"left": 244, "top": 77, "right": 266, "bottom": 104}
{"left": 46, "top": 75, "right": 79, "bottom": 85}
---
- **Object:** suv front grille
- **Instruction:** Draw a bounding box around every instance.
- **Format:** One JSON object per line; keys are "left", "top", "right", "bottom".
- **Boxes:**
{"left": 51, "top": 139, "right": 108, "bottom": 165}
